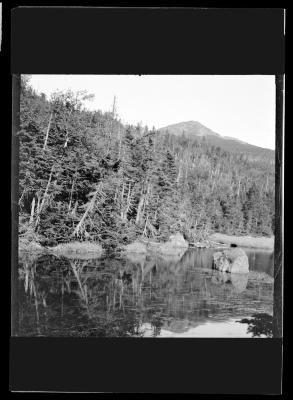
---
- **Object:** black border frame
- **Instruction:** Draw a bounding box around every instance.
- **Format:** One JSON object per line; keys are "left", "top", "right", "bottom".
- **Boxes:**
{"left": 8, "top": 6, "right": 285, "bottom": 394}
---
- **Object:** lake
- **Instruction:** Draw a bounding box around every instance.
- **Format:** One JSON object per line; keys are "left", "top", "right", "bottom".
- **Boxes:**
{"left": 17, "top": 247, "right": 274, "bottom": 337}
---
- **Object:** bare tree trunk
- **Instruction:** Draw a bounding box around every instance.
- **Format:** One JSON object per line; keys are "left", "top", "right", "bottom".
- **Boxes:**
{"left": 123, "top": 183, "right": 132, "bottom": 221}
{"left": 71, "top": 201, "right": 78, "bottom": 217}
{"left": 154, "top": 209, "right": 158, "bottom": 222}
{"left": 118, "top": 130, "right": 122, "bottom": 158}
{"left": 63, "top": 109, "right": 73, "bottom": 148}
{"left": 237, "top": 178, "right": 241, "bottom": 197}
{"left": 264, "top": 176, "right": 269, "bottom": 193}
{"left": 114, "top": 185, "right": 119, "bottom": 202}
{"left": 35, "top": 166, "right": 54, "bottom": 229}
{"left": 72, "top": 186, "right": 100, "bottom": 237}
{"left": 211, "top": 179, "right": 216, "bottom": 193}
{"left": 29, "top": 197, "right": 36, "bottom": 224}
{"left": 142, "top": 184, "right": 150, "bottom": 216}
{"left": 142, "top": 214, "right": 148, "bottom": 236}
{"left": 176, "top": 163, "right": 182, "bottom": 183}
{"left": 185, "top": 161, "right": 188, "bottom": 182}
{"left": 71, "top": 261, "right": 88, "bottom": 305}
{"left": 120, "top": 183, "right": 125, "bottom": 220}
{"left": 36, "top": 194, "right": 41, "bottom": 216}
{"left": 42, "top": 112, "right": 53, "bottom": 153}
{"left": 68, "top": 179, "right": 75, "bottom": 213}
{"left": 64, "top": 131, "right": 69, "bottom": 148}
{"left": 19, "top": 189, "right": 25, "bottom": 206}
{"left": 135, "top": 189, "right": 145, "bottom": 224}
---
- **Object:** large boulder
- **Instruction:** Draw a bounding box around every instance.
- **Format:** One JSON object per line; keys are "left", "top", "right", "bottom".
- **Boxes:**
{"left": 157, "top": 233, "right": 189, "bottom": 255}
{"left": 213, "top": 251, "right": 231, "bottom": 272}
{"left": 168, "top": 233, "right": 189, "bottom": 248}
{"left": 213, "top": 248, "right": 249, "bottom": 273}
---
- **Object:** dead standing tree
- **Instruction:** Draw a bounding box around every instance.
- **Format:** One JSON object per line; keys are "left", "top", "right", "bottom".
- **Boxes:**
{"left": 72, "top": 182, "right": 106, "bottom": 239}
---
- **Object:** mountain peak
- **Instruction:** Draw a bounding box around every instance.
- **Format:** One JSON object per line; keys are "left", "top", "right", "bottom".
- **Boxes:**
{"left": 158, "top": 121, "right": 274, "bottom": 160}
{"left": 159, "top": 120, "right": 220, "bottom": 138}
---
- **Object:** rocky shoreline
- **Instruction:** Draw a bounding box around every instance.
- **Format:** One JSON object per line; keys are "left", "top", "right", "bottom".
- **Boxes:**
{"left": 122, "top": 233, "right": 189, "bottom": 256}
{"left": 18, "top": 232, "right": 274, "bottom": 259}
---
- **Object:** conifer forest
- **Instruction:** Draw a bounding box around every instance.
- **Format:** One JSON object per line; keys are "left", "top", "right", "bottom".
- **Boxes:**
{"left": 18, "top": 76, "right": 275, "bottom": 252}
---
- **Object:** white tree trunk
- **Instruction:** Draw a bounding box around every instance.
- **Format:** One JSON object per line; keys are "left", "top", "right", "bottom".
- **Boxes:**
{"left": 29, "top": 197, "right": 36, "bottom": 224}
{"left": 35, "top": 166, "right": 54, "bottom": 228}
{"left": 42, "top": 112, "right": 53, "bottom": 153}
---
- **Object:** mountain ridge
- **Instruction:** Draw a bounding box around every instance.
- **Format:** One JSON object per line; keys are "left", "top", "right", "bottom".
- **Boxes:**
{"left": 158, "top": 121, "right": 274, "bottom": 159}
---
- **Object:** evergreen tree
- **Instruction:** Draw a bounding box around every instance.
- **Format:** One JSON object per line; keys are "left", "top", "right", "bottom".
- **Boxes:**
{"left": 19, "top": 80, "right": 275, "bottom": 247}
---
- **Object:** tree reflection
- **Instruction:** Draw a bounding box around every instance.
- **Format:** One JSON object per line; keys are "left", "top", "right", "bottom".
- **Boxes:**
{"left": 150, "top": 313, "right": 164, "bottom": 336}
{"left": 18, "top": 249, "right": 274, "bottom": 337}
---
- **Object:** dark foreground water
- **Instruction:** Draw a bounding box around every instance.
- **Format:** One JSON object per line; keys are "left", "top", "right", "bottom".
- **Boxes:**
{"left": 17, "top": 248, "right": 274, "bottom": 337}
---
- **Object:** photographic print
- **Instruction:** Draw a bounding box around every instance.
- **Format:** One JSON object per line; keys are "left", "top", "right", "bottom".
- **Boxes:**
{"left": 17, "top": 74, "right": 277, "bottom": 338}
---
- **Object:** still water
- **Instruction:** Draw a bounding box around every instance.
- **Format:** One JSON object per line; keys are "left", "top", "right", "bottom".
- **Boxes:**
{"left": 17, "top": 248, "right": 274, "bottom": 337}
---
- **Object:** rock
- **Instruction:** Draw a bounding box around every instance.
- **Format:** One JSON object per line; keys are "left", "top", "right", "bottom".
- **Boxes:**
{"left": 157, "top": 233, "right": 189, "bottom": 255}
{"left": 213, "top": 248, "right": 249, "bottom": 273}
{"left": 168, "top": 233, "right": 189, "bottom": 248}
{"left": 223, "top": 248, "right": 249, "bottom": 273}
{"left": 213, "top": 251, "right": 231, "bottom": 272}
{"left": 123, "top": 241, "right": 148, "bottom": 254}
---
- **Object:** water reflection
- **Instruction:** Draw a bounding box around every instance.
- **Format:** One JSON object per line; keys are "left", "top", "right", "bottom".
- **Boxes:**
{"left": 245, "top": 249, "right": 274, "bottom": 276}
{"left": 17, "top": 248, "right": 274, "bottom": 337}
{"left": 142, "top": 318, "right": 261, "bottom": 338}
{"left": 211, "top": 270, "right": 249, "bottom": 293}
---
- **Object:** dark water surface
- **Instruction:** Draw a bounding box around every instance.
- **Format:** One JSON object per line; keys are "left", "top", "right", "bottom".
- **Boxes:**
{"left": 17, "top": 247, "right": 274, "bottom": 337}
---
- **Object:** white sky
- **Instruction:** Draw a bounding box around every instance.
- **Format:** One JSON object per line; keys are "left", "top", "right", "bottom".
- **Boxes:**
{"left": 29, "top": 75, "right": 276, "bottom": 150}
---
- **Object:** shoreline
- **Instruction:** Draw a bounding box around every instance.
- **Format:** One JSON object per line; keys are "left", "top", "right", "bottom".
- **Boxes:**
{"left": 207, "top": 233, "right": 274, "bottom": 250}
{"left": 18, "top": 239, "right": 104, "bottom": 258}
{"left": 18, "top": 232, "right": 274, "bottom": 258}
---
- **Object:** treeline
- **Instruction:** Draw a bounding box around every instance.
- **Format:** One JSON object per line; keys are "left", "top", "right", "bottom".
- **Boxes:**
{"left": 19, "top": 78, "right": 275, "bottom": 249}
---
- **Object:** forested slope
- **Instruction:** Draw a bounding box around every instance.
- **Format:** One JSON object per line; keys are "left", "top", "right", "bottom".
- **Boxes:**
{"left": 18, "top": 78, "right": 275, "bottom": 250}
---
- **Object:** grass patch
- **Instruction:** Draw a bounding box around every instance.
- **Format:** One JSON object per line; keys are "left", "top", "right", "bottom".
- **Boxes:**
{"left": 18, "top": 237, "right": 44, "bottom": 253}
{"left": 49, "top": 241, "right": 103, "bottom": 258}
